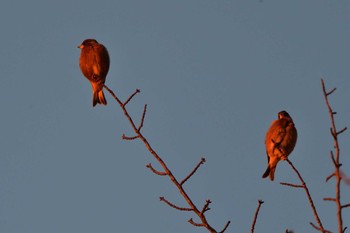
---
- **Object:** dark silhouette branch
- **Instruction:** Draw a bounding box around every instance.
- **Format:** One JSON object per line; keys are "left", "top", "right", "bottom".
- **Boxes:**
{"left": 250, "top": 200, "right": 264, "bottom": 233}
{"left": 103, "top": 84, "right": 230, "bottom": 233}
{"left": 321, "top": 79, "right": 348, "bottom": 233}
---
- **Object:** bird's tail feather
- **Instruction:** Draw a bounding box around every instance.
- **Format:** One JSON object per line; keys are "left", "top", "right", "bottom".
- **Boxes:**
{"left": 262, "top": 165, "right": 276, "bottom": 181}
{"left": 92, "top": 90, "right": 107, "bottom": 106}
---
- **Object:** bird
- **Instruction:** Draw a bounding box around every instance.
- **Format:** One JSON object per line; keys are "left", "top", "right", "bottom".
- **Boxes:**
{"left": 262, "top": 110, "right": 297, "bottom": 181}
{"left": 78, "top": 39, "right": 110, "bottom": 106}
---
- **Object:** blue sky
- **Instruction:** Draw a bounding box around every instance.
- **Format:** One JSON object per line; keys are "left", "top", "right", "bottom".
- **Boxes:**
{"left": 1, "top": 1, "right": 350, "bottom": 232}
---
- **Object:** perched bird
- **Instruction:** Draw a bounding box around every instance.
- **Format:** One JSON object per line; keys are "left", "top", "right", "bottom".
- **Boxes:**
{"left": 262, "top": 111, "right": 297, "bottom": 181}
{"left": 78, "top": 39, "right": 110, "bottom": 106}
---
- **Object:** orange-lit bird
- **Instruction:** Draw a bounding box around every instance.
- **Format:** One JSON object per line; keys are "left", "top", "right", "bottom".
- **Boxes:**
{"left": 78, "top": 39, "right": 110, "bottom": 106}
{"left": 262, "top": 111, "right": 297, "bottom": 181}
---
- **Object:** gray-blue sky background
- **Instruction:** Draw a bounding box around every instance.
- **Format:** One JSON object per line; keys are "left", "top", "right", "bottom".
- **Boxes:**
{"left": 1, "top": 1, "right": 350, "bottom": 232}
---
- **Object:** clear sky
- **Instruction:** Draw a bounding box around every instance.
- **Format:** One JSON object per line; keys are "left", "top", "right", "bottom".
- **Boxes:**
{"left": 1, "top": 1, "right": 350, "bottom": 232}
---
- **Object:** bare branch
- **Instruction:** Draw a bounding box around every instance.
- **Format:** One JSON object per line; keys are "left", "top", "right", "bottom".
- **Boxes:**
{"left": 160, "top": 196, "right": 193, "bottom": 211}
{"left": 122, "top": 134, "right": 139, "bottom": 140}
{"left": 337, "top": 127, "right": 347, "bottom": 135}
{"left": 310, "top": 222, "right": 333, "bottom": 233}
{"left": 188, "top": 218, "right": 205, "bottom": 227}
{"left": 123, "top": 89, "right": 140, "bottom": 107}
{"left": 283, "top": 158, "right": 326, "bottom": 232}
{"left": 146, "top": 163, "right": 167, "bottom": 176}
{"left": 324, "top": 198, "right": 336, "bottom": 202}
{"left": 137, "top": 104, "right": 147, "bottom": 132}
{"left": 341, "top": 203, "right": 350, "bottom": 209}
{"left": 326, "top": 173, "right": 335, "bottom": 182}
{"left": 200, "top": 199, "right": 211, "bottom": 215}
{"left": 181, "top": 157, "right": 206, "bottom": 185}
{"left": 321, "top": 79, "right": 348, "bottom": 233}
{"left": 103, "top": 84, "right": 226, "bottom": 232}
{"left": 280, "top": 182, "right": 303, "bottom": 188}
{"left": 250, "top": 200, "right": 264, "bottom": 233}
{"left": 330, "top": 151, "right": 338, "bottom": 167}
{"left": 219, "top": 221, "right": 231, "bottom": 233}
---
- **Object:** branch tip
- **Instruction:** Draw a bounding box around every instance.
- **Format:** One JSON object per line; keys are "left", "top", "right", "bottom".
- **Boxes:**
{"left": 180, "top": 157, "right": 206, "bottom": 185}
{"left": 146, "top": 163, "right": 167, "bottom": 176}
{"left": 160, "top": 196, "right": 192, "bottom": 211}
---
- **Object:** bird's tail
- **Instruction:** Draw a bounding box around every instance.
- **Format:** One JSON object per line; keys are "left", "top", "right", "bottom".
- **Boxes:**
{"left": 93, "top": 89, "right": 107, "bottom": 106}
{"left": 262, "top": 165, "right": 276, "bottom": 181}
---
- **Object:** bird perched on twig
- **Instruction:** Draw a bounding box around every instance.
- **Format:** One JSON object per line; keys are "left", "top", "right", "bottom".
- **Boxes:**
{"left": 262, "top": 111, "right": 297, "bottom": 181}
{"left": 78, "top": 39, "right": 110, "bottom": 106}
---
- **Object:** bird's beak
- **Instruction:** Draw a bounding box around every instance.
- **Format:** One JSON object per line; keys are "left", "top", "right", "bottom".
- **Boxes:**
{"left": 78, "top": 45, "right": 84, "bottom": 49}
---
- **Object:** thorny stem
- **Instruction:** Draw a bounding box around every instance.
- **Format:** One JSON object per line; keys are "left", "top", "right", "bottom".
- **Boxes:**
{"left": 103, "top": 85, "right": 230, "bottom": 233}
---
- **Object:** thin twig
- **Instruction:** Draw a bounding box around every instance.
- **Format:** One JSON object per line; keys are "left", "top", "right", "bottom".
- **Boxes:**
{"left": 137, "top": 104, "right": 147, "bottom": 132}
{"left": 310, "top": 222, "right": 333, "bottom": 233}
{"left": 122, "top": 134, "right": 139, "bottom": 140}
{"left": 326, "top": 173, "right": 336, "bottom": 182}
{"left": 181, "top": 157, "right": 206, "bottom": 185}
{"left": 250, "top": 200, "right": 264, "bottom": 233}
{"left": 123, "top": 89, "right": 140, "bottom": 107}
{"left": 283, "top": 158, "right": 326, "bottom": 232}
{"left": 280, "top": 182, "right": 303, "bottom": 188}
{"left": 146, "top": 163, "right": 167, "bottom": 176}
{"left": 200, "top": 199, "right": 211, "bottom": 215}
{"left": 160, "top": 196, "right": 193, "bottom": 211}
{"left": 219, "top": 221, "right": 231, "bottom": 233}
{"left": 188, "top": 218, "right": 205, "bottom": 227}
{"left": 324, "top": 198, "right": 336, "bottom": 202}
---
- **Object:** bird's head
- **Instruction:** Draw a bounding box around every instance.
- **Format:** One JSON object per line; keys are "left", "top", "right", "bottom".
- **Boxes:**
{"left": 78, "top": 39, "right": 98, "bottom": 49}
{"left": 278, "top": 110, "right": 293, "bottom": 121}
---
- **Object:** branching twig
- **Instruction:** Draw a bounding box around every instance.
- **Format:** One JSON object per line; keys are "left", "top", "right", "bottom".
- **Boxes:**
{"left": 282, "top": 158, "right": 327, "bottom": 232}
{"left": 250, "top": 200, "right": 264, "bottom": 233}
{"left": 103, "top": 84, "right": 230, "bottom": 232}
{"left": 321, "top": 79, "right": 348, "bottom": 233}
{"left": 200, "top": 199, "right": 211, "bottom": 214}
